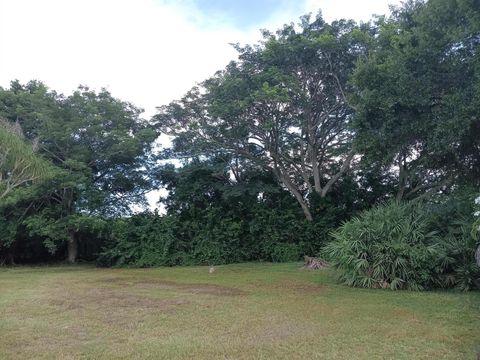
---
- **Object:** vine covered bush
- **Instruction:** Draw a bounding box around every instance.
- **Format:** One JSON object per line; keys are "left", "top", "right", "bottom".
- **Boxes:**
{"left": 97, "top": 208, "right": 326, "bottom": 267}
{"left": 96, "top": 214, "right": 182, "bottom": 267}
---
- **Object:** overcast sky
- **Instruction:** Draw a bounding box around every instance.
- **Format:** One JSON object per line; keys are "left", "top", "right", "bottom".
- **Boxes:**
{"left": 0, "top": 0, "right": 401, "bottom": 209}
{"left": 0, "top": 0, "right": 400, "bottom": 117}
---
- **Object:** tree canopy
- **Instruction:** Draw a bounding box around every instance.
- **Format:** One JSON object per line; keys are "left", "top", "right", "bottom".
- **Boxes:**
{"left": 352, "top": 0, "right": 480, "bottom": 199}
{"left": 0, "top": 81, "right": 157, "bottom": 262}
{"left": 154, "top": 15, "right": 373, "bottom": 220}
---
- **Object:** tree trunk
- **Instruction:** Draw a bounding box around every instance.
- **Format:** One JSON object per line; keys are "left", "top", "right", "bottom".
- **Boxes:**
{"left": 8, "top": 252, "right": 15, "bottom": 265}
{"left": 272, "top": 164, "right": 313, "bottom": 221}
{"left": 396, "top": 152, "right": 407, "bottom": 201}
{"left": 298, "top": 199, "right": 313, "bottom": 221}
{"left": 67, "top": 231, "right": 78, "bottom": 264}
{"left": 475, "top": 244, "right": 480, "bottom": 268}
{"left": 311, "top": 148, "right": 322, "bottom": 194}
{"left": 282, "top": 177, "right": 313, "bottom": 221}
{"left": 321, "top": 151, "right": 355, "bottom": 198}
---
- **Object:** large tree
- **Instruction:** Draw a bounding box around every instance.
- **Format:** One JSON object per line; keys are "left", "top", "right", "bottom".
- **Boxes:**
{"left": 0, "top": 81, "right": 157, "bottom": 262}
{"left": 155, "top": 15, "right": 371, "bottom": 220}
{"left": 351, "top": 0, "right": 480, "bottom": 200}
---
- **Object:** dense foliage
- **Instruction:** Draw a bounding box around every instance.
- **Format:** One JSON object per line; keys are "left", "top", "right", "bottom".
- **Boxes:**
{"left": 324, "top": 201, "right": 439, "bottom": 290}
{"left": 352, "top": 0, "right": 480, "bottom": 198}
{"left": 98, "top": 158, "right": 355, "bottom": 267}
{"left": 97, "top": 214, "right": 179, "bottom": 267}
{"left": 324, "top": 197, "right": 480, "bottom": 291}
{"left": 0, "top": 81, "right": 156, "bottom": 263}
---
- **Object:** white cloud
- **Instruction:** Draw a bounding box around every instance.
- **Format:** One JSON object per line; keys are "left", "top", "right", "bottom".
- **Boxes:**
{"left": 0, "top": 0, "right": 399, "bottom": 115}
{"left": 0, "top": 0, "right": 243, "bottom": 116}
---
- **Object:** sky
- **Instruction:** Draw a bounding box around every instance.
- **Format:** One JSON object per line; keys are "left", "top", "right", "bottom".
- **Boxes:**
{"left": 0, "top": 0, "right": 401, "bottom": 209}
{"left": 0, "top": 0, "right": 401, "bottom": 117}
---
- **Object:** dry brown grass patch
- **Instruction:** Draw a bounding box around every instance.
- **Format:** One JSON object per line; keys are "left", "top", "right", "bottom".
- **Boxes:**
{"left": 96, "top": 277, "right": 245, "bottom": 296}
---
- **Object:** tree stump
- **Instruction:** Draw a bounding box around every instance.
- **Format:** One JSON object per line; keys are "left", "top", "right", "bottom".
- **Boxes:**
{"left": 303, "top": 256, "right": 328, "bottom": 270}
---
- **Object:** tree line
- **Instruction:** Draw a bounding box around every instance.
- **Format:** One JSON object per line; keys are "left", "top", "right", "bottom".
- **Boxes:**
{"left": 0, "top": 0, "right": 479, "bottom": 289}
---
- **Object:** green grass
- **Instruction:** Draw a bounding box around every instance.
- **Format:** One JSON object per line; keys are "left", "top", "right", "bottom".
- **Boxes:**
{"left": 0, "top": 263, "right": 479, "bottom": 359}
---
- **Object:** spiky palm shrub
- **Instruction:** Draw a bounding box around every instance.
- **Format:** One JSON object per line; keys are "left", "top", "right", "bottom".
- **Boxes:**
{"left": 436, "top": 218, "right": 480, "bottom": 291}
{"left": 323, "top": 201, "right": 440, "bottom": 290}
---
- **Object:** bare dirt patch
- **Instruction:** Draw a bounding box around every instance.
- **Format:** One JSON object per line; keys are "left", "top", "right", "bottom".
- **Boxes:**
{"left": 49, "top": 287, "right": 189, "bottom": 309}
{"left": 136, "top": 280, "right": 245, "bottom": 296}
{"left": 256, "top": 280, "right": 324, "bottom": 294}
{"left": 42, "top": 277, "right": 244, "bottom": 327}
{"left": 96, "top": 277, "right": 245, "bottom": 296}
{"left": 44, "top": 285, "right": 189, "bottom": 329}
{"left": 246, "top": 322, "right": 313, "bottom": 346}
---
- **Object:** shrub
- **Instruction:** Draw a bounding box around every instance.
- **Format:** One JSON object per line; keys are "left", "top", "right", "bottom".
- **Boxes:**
{"left": 323, "top": 201, "right": 441, "bottom": 290}
{"left": 428, "top": 192, "right": 480, "bottom": 291}
{"left": 325, "top": 197, "right": 480, "bottom": 291}
{"left": 96, "top": 214, "right": 181, "bottom": 267}
{"left": 473, "top": 195, "right": 480, "bottom": 267}
{"left": 186, "top": 214, "right": 246, "bottom": 265}
{"left": 270, "top": 243, "right": 301, "bottom": 262}
{"left": 436, "top": 219, "right": 480, "bottom": 290}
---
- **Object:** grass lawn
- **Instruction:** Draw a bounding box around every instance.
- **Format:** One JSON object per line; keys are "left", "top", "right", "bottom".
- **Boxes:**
{"left": 0, "top": 263, "right": 479, "bottom": 359}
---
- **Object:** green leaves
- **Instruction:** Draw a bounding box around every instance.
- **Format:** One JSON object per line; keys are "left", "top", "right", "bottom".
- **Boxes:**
{"left": 96, "top": 214, "right": 179, "bottom": 267}
{"left": 154, "top": 16, "right": 366, "bottom": 220}
{"left": 324, "top": 201, "right": 437, "bottom": 290}
{"left": 324, "top": 196, "right": 480, "bottom": 291}
{"left": 0, "top": 118, "right": 56, "bottom": 202}
{"left": 0, "top": 82, "right": 156, "bottom": 216}
{"left": 0, "top": 81, "right": 158, "bottom": 262}
{"left": 352, "top": 0, "right": 480, "bottom": 196}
